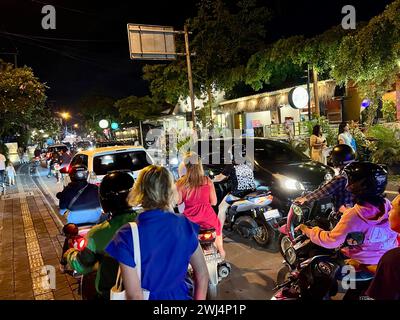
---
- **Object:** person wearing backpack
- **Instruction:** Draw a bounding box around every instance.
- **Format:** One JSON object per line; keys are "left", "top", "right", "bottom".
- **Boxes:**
{"left": 56, "top": 165, "right": 102, "bottom": 224}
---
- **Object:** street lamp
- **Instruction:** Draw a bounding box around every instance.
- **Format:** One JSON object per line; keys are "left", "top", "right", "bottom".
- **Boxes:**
{"left": 73, "top": 123, "right": 79, "bottom": 129}
{"left": 61, "top": 112, "right": 71, "bottom": 120}
{"left": 56, "top": 111, "right": 72, "bottom": 136}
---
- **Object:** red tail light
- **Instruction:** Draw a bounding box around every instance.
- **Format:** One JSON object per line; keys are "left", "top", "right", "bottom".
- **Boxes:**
{"left": 74, "top": 237, "right": 88, "bottom": 251}
{"left": 198, "top": 231, "right": 216, "bottom": 242}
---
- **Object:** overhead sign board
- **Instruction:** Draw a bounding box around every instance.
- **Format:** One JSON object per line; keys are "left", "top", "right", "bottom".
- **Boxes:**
{"left": 127, "top": 24, "right": 177, "bottom": 60}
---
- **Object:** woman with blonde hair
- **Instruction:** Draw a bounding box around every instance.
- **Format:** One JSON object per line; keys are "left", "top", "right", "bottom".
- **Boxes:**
{"left": 106, "top": 165, "right": 208, "bottom": 300}
{"left": 176, "top": 152, "right": 225, "bottom": 259}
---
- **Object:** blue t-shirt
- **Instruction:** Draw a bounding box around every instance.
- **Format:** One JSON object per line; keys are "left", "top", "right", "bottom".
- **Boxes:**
{"left": 105, "top": 209, "right": 198, "bottom": 300}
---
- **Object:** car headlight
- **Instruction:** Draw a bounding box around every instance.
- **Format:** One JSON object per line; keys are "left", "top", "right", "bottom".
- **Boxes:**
{"left": 324, "top": 173, "right": 333, "bottom": 181}
{"left": 273, "top": 173, "right": 305, "bottom": 191}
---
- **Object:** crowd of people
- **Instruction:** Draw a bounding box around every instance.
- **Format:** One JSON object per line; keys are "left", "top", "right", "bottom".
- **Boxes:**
{"left": 1, "top": 132, "right": 399, "bottom": 301}
{"left": 55, "top": 140, "right": 400, "bottom": 301}
{"left": 310, "top": 121, "right": 358, "bottom": 165}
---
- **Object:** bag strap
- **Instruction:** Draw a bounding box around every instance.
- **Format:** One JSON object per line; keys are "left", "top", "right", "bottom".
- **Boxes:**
{"left": 67, "top": 184, "right": 89, "bottom": 209}
{"left": 129, "top": 222, "right": 142, "bottom": 284}
{"left": 115, "top": 267, "right": 123, "bottom": 291}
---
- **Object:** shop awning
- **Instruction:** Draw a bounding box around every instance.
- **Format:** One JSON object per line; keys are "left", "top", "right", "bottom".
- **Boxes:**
{"left": 219, "top": 80, "right": 336, "bottom": 113}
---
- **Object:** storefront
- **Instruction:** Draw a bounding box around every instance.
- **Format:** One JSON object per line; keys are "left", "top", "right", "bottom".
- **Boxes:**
{"left": 218, "top": 80, "right": 337, "bottom": 137}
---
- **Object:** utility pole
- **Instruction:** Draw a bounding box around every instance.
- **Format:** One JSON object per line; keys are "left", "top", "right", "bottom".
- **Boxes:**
{"left": 307, "top": 63, "right": 311, "bottom": 120}
{"left": 313, "top": 67, "right": 320, "bottom": 117}
{"left": 184, "top": 24, "right": 196, "bottom": 129}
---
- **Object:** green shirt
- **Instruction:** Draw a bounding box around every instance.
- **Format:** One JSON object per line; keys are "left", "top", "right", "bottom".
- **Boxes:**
{"left": 66, "top": 211, "right": 138, "bottom": 297}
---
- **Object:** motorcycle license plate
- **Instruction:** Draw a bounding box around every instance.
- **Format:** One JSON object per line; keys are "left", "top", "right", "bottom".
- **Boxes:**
{"left": 263, "top": 209, "right": 280, "bottom": 221}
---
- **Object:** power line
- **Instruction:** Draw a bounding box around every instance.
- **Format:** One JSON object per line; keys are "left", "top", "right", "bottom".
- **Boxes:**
{"left": 0, "top": 31, "right": 128, "bottom": 70}
{"left": 1, "top": 31, "right": 122, "bottom": 43}
{"left": 30, "top": 0, "right": 93, "bottom": 15}
{"left": 0, "top": 33, "right": 112, "bottom": 69}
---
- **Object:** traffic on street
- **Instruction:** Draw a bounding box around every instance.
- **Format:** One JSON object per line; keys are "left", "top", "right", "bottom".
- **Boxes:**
{"left": 1, "top": 0, "right": 400, "bottom": 309}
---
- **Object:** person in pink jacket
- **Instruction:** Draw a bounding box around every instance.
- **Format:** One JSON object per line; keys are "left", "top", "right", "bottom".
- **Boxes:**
{"left": 296, "top": 162, "right": 398, "bottom": 266}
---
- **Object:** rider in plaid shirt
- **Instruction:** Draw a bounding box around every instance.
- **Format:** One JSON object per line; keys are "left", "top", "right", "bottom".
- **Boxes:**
{"left": 295, "top": 144, "right": 356, "bottom": 210}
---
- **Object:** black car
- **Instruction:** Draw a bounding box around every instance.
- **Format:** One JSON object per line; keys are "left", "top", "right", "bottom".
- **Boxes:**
{"left": 176, "top": 138, "right": 334, "bottom": 216}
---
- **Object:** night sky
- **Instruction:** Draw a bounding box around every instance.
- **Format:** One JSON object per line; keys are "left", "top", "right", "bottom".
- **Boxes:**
{"left": 0, "top": 0, "right": 395, "bottom": 110}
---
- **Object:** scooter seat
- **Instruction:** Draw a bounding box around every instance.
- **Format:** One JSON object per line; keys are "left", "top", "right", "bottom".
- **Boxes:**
{"left": 226, "top": 190, "right": 270, "bottom": 205}
{"left": 244, "top": 190, "right": 269, "bottom": 199}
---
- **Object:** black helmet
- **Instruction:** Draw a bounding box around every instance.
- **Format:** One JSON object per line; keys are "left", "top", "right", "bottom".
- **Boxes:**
{"left": 99, "top": 171, "right": 134, "bottom": 214}
{"left": 343, "top": 162, "right": 388, "bottom": 196}
{"left": 69, "top": 164, "right": 88, "bottom": 182}
{"left": 329, "top": 144, "right": 355, "bottom": 167}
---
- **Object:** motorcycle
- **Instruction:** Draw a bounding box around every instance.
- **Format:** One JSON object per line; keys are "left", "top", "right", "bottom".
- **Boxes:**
{"left": 272, "top": 207, "right": 374, "bottom": 300}
{"left": 224, "top": 187, "right": 281, "bottom": 249}
{"left": 60, "top": 222, "right": 95, "bottom": 277}
{"left": 188, "top": 228, "right": 231, "bottom": 300}
{"left": 278, "top": 201, "right": 335, "bottom": 258}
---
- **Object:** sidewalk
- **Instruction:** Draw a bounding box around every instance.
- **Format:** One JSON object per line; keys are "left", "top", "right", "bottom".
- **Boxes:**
{"left": 0, "top": 164, "right": 79, "bottom": 300}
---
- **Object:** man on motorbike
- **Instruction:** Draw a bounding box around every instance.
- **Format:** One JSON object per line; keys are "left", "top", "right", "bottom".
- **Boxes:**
{"left": 213, "top": 144, "right": 257, "bottom": 233}
{"left": 56, "top": 165, "right": 102, "bottom": 224}
{"left": 64, "top": 171, "right": 139, "bottom": 299}
{"left": 296, "top": 162, "right": 398, "bottom": 277}
{"left": 295, "top": 144, "right": 356, "bottom": 211}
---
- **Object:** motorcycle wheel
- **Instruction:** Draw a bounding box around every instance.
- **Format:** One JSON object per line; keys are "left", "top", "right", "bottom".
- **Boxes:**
{"left": 234, "top": 216, "right": 258, "bottom": 238}
{"left": 218, "top": 263, "right": 231, "bottom": 279}
{"left": 207, "top": 282, "right": 218, "bottom": 300}
{"left": 279, "top": 234, "right": 292, "bottom": 258}
{"left": 253, "top": 221, "right": 273, "bottom": 248}
{"left": 277, "top": 265, "right": 291, "bottom": 285}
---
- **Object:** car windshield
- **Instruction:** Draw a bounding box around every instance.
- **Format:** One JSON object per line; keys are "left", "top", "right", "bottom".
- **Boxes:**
{"left": 93, "top": 150, "right": 151, "bottom": 176}
{"left": 254, "top": 140, "right": 309, "bottom": 163}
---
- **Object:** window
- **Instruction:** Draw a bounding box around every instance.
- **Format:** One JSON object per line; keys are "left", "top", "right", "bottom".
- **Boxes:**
{"left": 93, "top": 151, "right": 151, "bottom": 176}
{"left": 254, "top": 140, "right": 309, "bottom": 164}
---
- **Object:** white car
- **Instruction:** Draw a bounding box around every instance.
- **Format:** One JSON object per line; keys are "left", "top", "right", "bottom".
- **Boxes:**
{"left": 66, "top": 146, "right": 154, "bottom": 185}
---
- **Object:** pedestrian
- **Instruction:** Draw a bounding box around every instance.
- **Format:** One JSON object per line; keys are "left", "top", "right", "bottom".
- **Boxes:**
{"left": 22, "top": 150, "right": 29, "bottom": 164}
{"left": 106, "top": 165, "right": 209, "bottom": 300}
{"left": 338, "top": 122, "right": 356, "bottom": 152}
{"left": 310, "top": 125, "right": 327, "bottom": 163}
{"left": 176, "top": 152, "right": 225, "bottom": 259}
{"left": 0, "top": 151, "right": 6, "bottom": 192}
{"left": 6, "top": 162, "right": 16, "bottom": 186}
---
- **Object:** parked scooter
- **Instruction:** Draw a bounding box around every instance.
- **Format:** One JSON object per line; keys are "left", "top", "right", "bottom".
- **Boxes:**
{"left": 272, "top": 208, "right": 374, "bottom": 300}
{"left": 224, "top": 187, "right": 281, "bottom": 249}
{"left": 193, "top": 228, "right": 231, "bottom": 299}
